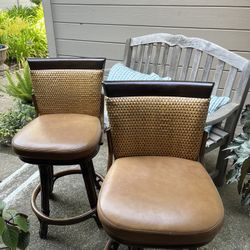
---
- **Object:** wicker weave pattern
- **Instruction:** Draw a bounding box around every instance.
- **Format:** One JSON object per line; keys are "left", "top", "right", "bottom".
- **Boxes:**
{"left": 31, "top": 70, "right": 103, "bottom": 116}
{"left": 107, "top": 96, "right": 209, "bottom": 160}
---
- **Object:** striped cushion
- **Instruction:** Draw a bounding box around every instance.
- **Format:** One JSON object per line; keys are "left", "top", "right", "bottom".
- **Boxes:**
{"left": 209, "top": 96, "right": 230, "bottom": 113}
{"left": 205, "top": 96, "right": 230, "bottom": 133}
{"left": 107, "top": 63, "right": 171, "bottom": 81}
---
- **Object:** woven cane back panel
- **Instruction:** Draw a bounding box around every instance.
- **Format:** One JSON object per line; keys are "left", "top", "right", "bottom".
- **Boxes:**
{"left": 31, "top": 70, "right": 103, "bottom": 117}
{"left": 107, "top": 96, "right": 209, "bottom": 160}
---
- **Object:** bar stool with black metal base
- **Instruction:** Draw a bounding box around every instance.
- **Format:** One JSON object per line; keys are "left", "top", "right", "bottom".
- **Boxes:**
{"left": 12, "top": 58, "right": 106, "bottom": 239}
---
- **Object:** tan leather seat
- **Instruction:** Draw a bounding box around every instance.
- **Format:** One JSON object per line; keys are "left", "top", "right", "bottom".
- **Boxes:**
{"left": 13, "top": 114, "right": 101, "bottom": 161}
{"left": 98, "top": 156, "right": 224, "bottom": 247}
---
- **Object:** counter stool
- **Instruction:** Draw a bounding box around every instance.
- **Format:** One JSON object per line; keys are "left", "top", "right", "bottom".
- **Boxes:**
{"left": 98, "top": 81, "right": 224, "bottom": 250}
{"left": 12, "top": 58, "right": 106, "bottom": 238}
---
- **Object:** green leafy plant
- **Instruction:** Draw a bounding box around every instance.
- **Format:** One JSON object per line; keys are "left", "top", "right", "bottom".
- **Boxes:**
{"left": 0, "top": 5, "right": 47, "bottom": 64}
{"left": 0, "top": 101, "right": 36, "bottom": 145}
{"left": 0, "top": 62, "right": 32, "bottom": 104}
{"left": 6, "top": 6, "right": 37, "bottom": 20}
{"left": 226, "top": 105, "right": 250, "bottom": 206}
{"left": 30, "top": 0, "right": 42, "bottom": 5}
{"left": 0, "top": 200, "right": 30, "bottom": 250}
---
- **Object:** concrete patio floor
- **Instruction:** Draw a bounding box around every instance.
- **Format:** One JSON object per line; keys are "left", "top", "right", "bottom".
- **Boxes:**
{"left": 0, "top": 136, "right": 250, "bottom": 250}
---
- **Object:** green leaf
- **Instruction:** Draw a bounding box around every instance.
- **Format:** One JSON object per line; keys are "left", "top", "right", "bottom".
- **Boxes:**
{"left": 226, "top": 168, "right": 240, "bottom": 184}
{"left": 2, "top": 224, "right": 19, "bottom": 250}
{"left": 17, "top": 231, "right": 30, "bottom": 250}
{"left": 224, "top": 143, "right": 240, "bottom": 151}
{"left": 233, "top": 136, "right": 246, "bottom": 144}
{"left": 225, "top": 154, "right": 237, "bottom": 160}
{"left": 239, "top": 132, "right": 249, "bottom": 140}
{"left": 3, "top": 210, "right": 17, "bottom": 222}
{"left": 0, "top": 200, "right": 6, "bottom": 215}
{"left": 234, "top": 156, "right": 249, "bottom": 166}
{"left": 0, "top": 217, "right": 5, "bottom": 236}
{"left": 241, "top": 192, "right": 250, "bottom": 206}
{"left": 22, "top": 63, "right": 32, "bottom": 92}
{"left": 237, "top": 158, "right": 250, "bottom": 194}
{"left": 13, "top": 214, "right": 29, "bottom": 233}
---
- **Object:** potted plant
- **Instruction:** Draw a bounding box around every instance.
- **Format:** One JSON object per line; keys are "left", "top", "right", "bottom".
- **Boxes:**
{"left": 0, "top": 200, "right": 30, "bottom": 250}
{"left": 0, "top": 45, "right": 8, "bottom": 76}
{"left": 226, "top": 105, "right": 250, "bottom": 206}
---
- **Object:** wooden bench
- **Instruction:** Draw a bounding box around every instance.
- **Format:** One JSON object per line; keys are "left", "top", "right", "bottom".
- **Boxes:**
{"left": 123, "top": 33, "right": 250, "bottom": 186}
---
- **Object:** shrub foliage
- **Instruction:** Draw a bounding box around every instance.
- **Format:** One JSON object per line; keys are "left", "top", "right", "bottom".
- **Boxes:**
{"left": 226, "top": 105, "right": 250, "bottom": 206}
{"left": 0, "top": 4, "right": 47, "bottom": 64}
{"left": 0, "top": 101, "right": 36, "bottom": 145}
{"left": 0, "top": 61, "right": 33, "bottom": 104}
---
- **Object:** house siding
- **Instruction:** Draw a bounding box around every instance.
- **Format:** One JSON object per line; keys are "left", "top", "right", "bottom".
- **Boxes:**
{"left": 43, "top": 0, "right": 250, "bottom": 100}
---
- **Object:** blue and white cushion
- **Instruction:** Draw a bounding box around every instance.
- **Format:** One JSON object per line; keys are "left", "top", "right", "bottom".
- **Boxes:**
{"left": 107, "top": 63, "right": 171, "bottom": 81}
{"left": 205, "top": 96, "right": 230, "bottom": 133}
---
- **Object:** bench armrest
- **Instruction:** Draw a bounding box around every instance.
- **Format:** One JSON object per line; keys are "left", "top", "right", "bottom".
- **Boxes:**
{"left": 206, "top": 102, "right": 240, "bottom": 126}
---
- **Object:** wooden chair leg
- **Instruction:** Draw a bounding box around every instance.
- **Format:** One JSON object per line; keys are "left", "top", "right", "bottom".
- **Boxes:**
{"left": 88, "top": 159, "right": 102, "bottom": 190}
{"left": 48, "top": 165, "right": 54, "bottom": 197}
{"left": 104, "top": 239, "right": 120, "bottom": 250}
{"left": 38, "top": 164, "right": 51, "bottom": 239}
{"left": 80, "top": 160, "right": 101, "bottom": 227}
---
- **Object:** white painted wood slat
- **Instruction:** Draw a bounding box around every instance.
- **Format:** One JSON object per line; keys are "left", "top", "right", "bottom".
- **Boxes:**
{"left": 144, "top": 44, "right": 153, "bottom": 73}
{"left": 168, "top": 46, "right": 182, "bottom": 79}
{"left": 179, "top": 48, "right": 192, "bottom": 80}
{"left": 152, "top": 43, "right": 162, "bottom": 74}
{"left": 223, "top": 67, "right": 238, "bottom": 97}
{"left": 212, "top": 127, "right": 228, "bottom": 137}
{"left": 209, "top": 133, "right": 222, "bottom": 143}
{"left": 202, "top": 54, "right": 213, "bottom": 81}
{"left": 137, "top": 45, "right": 145, "bottom": 72}
{"left": 189, "top": 50, "right": 202, "bottom": 81}
{"left": 159, "top": 44, "right": 169, "bottom": 77}
{"left": 212, "top": 60, "right": 225, "bottom": 95}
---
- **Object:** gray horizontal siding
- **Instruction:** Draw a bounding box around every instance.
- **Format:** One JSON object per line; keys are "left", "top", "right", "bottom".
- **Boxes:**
{"left": 51, "top": 0, "right": 250, "bottom": 7}
{"left": 54, "top": 23, "right": 250, "bottom": 52}
{"left": 52, "top": 5, "right": 250, "bottom": 30}
{"left": 43, "top": 0, "right": 250, "bottom": 102}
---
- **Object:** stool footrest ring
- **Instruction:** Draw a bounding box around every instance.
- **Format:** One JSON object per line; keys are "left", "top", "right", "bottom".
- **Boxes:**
{"left": 31, "top": 169, "right": 104, "bottom": 226}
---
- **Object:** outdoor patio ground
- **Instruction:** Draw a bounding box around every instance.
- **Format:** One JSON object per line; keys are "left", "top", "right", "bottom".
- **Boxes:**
{"left": 0, "top": 134, "right": 250, "bottom": 249}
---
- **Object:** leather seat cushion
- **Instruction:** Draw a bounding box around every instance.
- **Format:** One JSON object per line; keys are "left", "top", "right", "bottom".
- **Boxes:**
{"left": 98, "top": 156, "right": 224, "bottom": 247}
{"left": 12, "top": 114, "right": 101, "bottom": 161}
